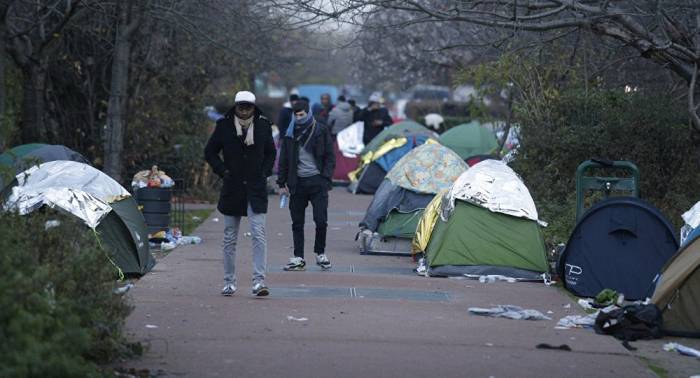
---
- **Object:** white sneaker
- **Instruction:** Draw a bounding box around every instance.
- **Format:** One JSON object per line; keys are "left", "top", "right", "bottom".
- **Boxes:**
{"left": 315, "top": 254, "right": 331, "bottom": 270}
{"left": 221, "top": 283, "right": 236, "bottom": 296}
{"left": 252, "top": 281, "right": 269, "bottom": 297}
{"left": 283, "top": 257, "right": 306, "bottom": 271}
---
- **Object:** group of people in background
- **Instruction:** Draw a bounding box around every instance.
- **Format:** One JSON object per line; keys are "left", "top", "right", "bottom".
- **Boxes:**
{"left": 277, "top": 92, "right": 393, "bottom": 146}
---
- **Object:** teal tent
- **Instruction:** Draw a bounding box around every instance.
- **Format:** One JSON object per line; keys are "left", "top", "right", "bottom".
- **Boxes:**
{"left": 438, "top": 122, "right": 498, "bottom": 160}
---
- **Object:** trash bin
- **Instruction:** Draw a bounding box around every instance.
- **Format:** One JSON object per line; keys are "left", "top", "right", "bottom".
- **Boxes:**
{"left": 136, "top": 187, "right": 172, "bottom": 234}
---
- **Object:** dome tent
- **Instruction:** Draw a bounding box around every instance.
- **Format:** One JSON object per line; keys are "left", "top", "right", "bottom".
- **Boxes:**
{"left": 348, "top": 133, "right": 433, "bottom": 194}
{"left": 438, "top": 122, "right": 498, "bottom": 161}
{"left": 414, "top": 160, "right": 548, "bottom": 279}
{"left": 5, "top": 161, "right": 155, "bottom": 276}
{"left": 0, "top": 143, "right": 89, "bottom": 189}
{"left": 558, "top": 197, "right": 678, "bottom": 300}
{"left": 652, "top": 225, "right": 700, "bottom": 337}
{"left": 359, "top": 143, "right": 467, "bottom": 255}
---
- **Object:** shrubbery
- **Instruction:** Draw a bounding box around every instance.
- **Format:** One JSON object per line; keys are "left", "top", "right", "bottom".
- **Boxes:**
{"left": 512, "top": 88, "right": 700, "bottom": 246}
{"left": 0, "top": 211, "right": 134, "bottom": 377}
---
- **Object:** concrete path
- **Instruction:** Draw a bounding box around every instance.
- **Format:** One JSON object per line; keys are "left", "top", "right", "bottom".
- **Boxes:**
{"left": 122, "top": 187, "right": 656, "bottom": 378}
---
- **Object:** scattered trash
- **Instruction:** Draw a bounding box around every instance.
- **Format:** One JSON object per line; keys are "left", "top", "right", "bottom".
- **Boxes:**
{"left": 131, "top": 165, "right": 174, "bottom": 189}
{"left": 44, "top": 219, "right": 61, "bottom": 230}
{"left": 114, "top": 283, "right": 134, "bottom": 295}
{"left": 179, "top": 236, "right": 202, "bottom": 245}
{"left": 287, "top": 316, "right": 308, "bottom": 322}
{"left": 145, "top": 324, "right": 159, "bottom": 329}
{"left": 595, "top": 288, "right": 624, "bottom": 307}
{"left": 663, "top": 342, "right": 700, "bottom": 357}
{"left": 485, "top": 343, "right": 494, "bottom": 347}
{"left": 477, "top": 275, "right": 517, "bottom": 283}
{"left": 468, "top": 305, "right": 551, "bottom": 321}
{"left": 161, "top": 241, "right": 176, "bottom": 251}
{"left": 578, "top": 299, "right": 594, "bottom": 311}
{"left": 563, "top": 304, "right": 571, "bottom": 309}
{"left": 546, "top": 310, "right": 554, "bottom": 314}
{"left": 536, "top": 343, "right": 572, "bottom": 352}
{"left": 192, "top": 216, "right": 202, "bottom": 222}
{"left": 555, "top": 314, "right": 597, "bottom": 329}
{"left": 212, "top": 218, "right": 220, "bottom": 222}
{"left": 244, "top": 232, "right": 252, "bottom": 237}
{"left": 414, "top": 258, "right": 427, "bottom": 276}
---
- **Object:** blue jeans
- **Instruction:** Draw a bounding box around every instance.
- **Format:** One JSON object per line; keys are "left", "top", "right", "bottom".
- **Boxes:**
{"left": 222, "top": 205, "right": 267, "bottom": 285}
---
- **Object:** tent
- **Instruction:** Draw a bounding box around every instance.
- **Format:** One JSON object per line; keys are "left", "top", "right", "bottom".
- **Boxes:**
{"left": 348, "top": 133, "right": 433, "bottom": 194}
{"left": 438, "top": 122, "right": 498, "bottom": 161}
{"left": 359, "top": 144, "right": 467, "bottom": 255}
{"left": 413, "top": 160, "right": 548, "bottom": 279}
{"left": 5, "top": 161, "right": 155, "bottom": 276}
{"left": 361, "top": 120, "right": 434, "bottom": 155}
{"left": 652, "top": 226, "right": 700, "bottom": 337}
{"left": 0, "top": 143, "right": 89, "bottom": 189}
{"left": 558, "top": 197, "right": 678, "bottom": 300}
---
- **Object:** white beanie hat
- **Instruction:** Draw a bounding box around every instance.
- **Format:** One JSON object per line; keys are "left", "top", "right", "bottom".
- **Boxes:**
{"left": 234, "top": 91, "right": 256, "bottom": 104}
{"left": 368, "top": 92, "right": 381, "bottom": 103}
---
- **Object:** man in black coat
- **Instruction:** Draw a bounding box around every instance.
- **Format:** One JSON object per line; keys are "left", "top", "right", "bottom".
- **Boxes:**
{"left": 276, "top": 93, "right": 299, "bottom": 137}
{"left": 277, "top": 100, "right": 336, "bottom": 271}
{"left": 204, "top": 91, "right": 276, "bottom": 297}
{"left": 359, "top": 93, "right": 393, "bottom": 145}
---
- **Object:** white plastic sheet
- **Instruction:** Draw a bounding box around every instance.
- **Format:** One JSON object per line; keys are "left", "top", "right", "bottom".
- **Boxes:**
{"left": 682, "top": 201, "right": 700, "bottom": 228}
{"left": 441, "top": 160, "right": 540, "bottom": 222}
{"left": 336, "top": 121, "right": 364, "bottom": 158}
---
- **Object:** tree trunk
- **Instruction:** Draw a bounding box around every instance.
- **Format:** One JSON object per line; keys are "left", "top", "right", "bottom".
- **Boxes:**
{"left": 104, "top": 4, "right": 133, "bottom": 182}
{"left": 0, "top": 37, "right": 6, "bottom": 152}
{"left": 20, "top": 63, "right": 47, "bottom": 143}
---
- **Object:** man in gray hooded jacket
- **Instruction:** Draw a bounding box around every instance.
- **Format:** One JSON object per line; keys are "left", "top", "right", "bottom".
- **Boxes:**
{"left": 327, "top": 95, "right": 354, "bottom": 137}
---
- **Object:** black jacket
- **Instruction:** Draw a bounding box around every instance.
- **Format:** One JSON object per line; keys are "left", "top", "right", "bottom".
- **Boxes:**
{"left": 204, "top": 107, "right": 276, "bottom": 216}
{"left": 277, "top": 121, "right": 335, "bottom": 194}
{"left": 360, "top": 107, "right": 393, "bottom": 145}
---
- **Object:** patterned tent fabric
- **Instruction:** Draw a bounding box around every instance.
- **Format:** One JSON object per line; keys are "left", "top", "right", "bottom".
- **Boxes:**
{"left": 386, "top": 143, "right": 468, "bottom": 194}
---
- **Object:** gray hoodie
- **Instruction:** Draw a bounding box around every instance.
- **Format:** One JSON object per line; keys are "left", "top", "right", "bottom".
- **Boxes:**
{"left": 328, "top": 101, "right": 354, "bottom": 135}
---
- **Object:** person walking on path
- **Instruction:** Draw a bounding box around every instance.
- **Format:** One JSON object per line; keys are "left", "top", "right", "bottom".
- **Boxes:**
{"left": 277, "top": 100, "right": 336, "bottom": 271}
{"left": 204, "top": 90, "right": 276, "bottom": 297}
{"left": 327, "top": 95, "right": 354, "bottom": 137}
{"left": 312, "top": 93, "right": 334, "bottom": 126}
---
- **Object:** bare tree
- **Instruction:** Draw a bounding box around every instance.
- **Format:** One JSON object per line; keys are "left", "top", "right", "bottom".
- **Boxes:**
{"left": 272, "top": 1, "right": 700, "bottom": 132}
{"left": 3, "top": 0, "right": 88, "bottom": 143}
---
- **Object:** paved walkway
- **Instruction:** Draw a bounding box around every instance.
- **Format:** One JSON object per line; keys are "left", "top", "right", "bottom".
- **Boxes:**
{"left": 123, "top": 187, "right": 658, "bottom": 377}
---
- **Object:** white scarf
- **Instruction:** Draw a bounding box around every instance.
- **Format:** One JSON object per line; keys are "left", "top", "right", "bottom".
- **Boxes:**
{"left": 234, "top": 116, "right": 255, "bottom": 146}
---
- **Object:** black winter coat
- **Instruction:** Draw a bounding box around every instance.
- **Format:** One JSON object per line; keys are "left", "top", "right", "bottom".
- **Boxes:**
{"left": 276, "top": 121, "right": 335, "bottom": 194}
{"left": 360, "top": 107, "right": 393, "bottom": 145}
{"left": 204, "top": 107, "right": 276, "bottom": 216}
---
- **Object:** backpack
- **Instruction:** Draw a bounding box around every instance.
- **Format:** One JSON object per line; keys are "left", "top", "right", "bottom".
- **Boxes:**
{"left": 594, "top": 304, "right": 663, "bottom": 342}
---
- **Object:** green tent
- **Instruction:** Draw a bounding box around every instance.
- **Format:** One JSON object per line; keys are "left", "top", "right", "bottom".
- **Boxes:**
{"left": 362, "top": 120, "right": 432, "bottom": 155}
{"left": 438, "top": 122, "right": 498, "bottom": 160}
{"left": 425, "top": 201, "right": 547, "bottom": 278}
{"left": 0, "top": 143, "right": 89, "bottom": 189}
{"left": 6, "top": 161, "right": 155, "bottom": 276}
{"left": 377, "top": 210, "right": 425, "bottom": 239}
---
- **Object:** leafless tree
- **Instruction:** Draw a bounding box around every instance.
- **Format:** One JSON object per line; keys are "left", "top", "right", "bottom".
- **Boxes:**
{"left": 271, "top": 1, "right": 700, "bottom": 132}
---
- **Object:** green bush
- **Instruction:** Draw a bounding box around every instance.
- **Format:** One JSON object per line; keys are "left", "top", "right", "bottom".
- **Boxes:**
{"left": 512, "top": 88, "right": 700, "bottom": 246}
{"left": 0, "top": 211, "right": 133, "bottom": 377}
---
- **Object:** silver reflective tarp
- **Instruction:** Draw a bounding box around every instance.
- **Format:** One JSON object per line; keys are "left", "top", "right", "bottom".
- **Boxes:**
{"left": 6, "top": 161, "right": 131, "bottom": 228}
{"left": 441, "top": 160, "right": 540, "bottom": 222}
{"left": 7, "top": 187, "right": 111, "bottom": 228}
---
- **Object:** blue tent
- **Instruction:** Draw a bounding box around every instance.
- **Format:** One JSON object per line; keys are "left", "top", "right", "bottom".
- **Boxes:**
{"left": 558, "top": 197, "right": 678, "bottom": 300}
